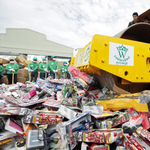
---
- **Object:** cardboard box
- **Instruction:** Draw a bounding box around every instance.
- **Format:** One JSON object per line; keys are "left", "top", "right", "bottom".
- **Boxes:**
{"left": 1, "top": 76, "right": 8, "bottom": 84}
{"left": 2, "top": 64, "right": 7, "bottom": 69}
{"left": 17, "top": 77, "right": 26, "bottom": 83}
{"left": 15, "top": 55, "right": 26, "bottom": 63}
{"left": 8, "top": 57, "right": 17, "bottom": 63}
{"left": 21, "top": 60, "right": 31, "bottom": 67}
{"left": 0, "top": 58, "right": 9, "bottom": 64}
{"left": 17, "top": 69, "right": 28, "bottom": 78}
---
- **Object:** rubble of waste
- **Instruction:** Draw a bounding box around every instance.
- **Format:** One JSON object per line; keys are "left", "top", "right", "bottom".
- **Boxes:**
{"left": 0, "top": 65, "right": 150, "bottom": 150}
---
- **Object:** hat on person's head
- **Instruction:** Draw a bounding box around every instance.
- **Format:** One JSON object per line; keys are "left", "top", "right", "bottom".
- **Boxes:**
{"left": 33, "top": 57, "right": 37, "bottom": 61}
{"left": 42, "top": 58, "right": 46, "bottom": 61}
{"left": 9, "top": 58, "right": 14, "bottom": 61}
{"left": 64, "top": 61, "right": 67, "bottom": 64}
{"left": 51, "top": 56, "right": 55, "bottom": 58}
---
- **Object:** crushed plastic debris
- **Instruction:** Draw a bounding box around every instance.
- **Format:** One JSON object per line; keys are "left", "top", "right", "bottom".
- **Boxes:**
{"left": 0, "top": 66, "right": 150, "bottom": 150}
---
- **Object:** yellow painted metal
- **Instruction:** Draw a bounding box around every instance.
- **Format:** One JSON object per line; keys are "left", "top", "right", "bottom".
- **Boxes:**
{"left": 95, "top": 91, "right": 150, "bottom": 112}
{"left": 70, "top": 57, "right": 75, "bottom": 65}
{"left": 73, "top": 34, "right": 150, "bottom": 83}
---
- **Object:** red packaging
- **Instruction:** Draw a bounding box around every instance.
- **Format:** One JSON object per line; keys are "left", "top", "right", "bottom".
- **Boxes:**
{"left": 82, "top": 129, "right": 123, "bottom": 144}
{"left": 123, "top": 134, "right": 147, "bottom": 150}
{"left": 136, "top": 126, "right": 150, "bottom": 146}
{"left": 69, "top": 65, "right": 90, "bottom": 83}
{"left": 89, "top": 144, "right": 110, "bottom": 150}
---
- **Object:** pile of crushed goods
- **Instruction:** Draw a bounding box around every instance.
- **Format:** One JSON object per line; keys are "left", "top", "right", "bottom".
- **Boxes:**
{"left": 0, "top": 65, "right": 150, "bottom": 150}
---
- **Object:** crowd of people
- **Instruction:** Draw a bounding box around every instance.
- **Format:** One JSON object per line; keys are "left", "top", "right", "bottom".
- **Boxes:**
{"left": 128, "top": 12, "right": 149, "bottom": 27}
{"left": 0, "top": 56, "right": 71, "bottom": 84}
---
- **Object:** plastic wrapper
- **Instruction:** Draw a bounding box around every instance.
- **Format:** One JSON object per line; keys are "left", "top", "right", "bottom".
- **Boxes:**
{"left": 5, "top": 95, "right": 49, "bottom": 107}
{"left": 22, "top": 90, "right": 36, "bottom": 102}
{"left": 57, "top": 105, "right": 79, "bottom": 120}
{"left": 0, "top": 107, "right": 32, "bottom": 116}
{"left": 82, "top": 105, "right": 103, "bottom": 115}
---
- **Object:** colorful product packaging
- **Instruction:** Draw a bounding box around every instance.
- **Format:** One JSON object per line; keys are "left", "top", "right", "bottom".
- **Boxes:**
{"left": 136, "top": 126, "right": 150, "bottom": 146}
{"left": 123, "top": 133, "right": 149, "bottom": 150}
{"left": 23, "top": 111, "right": 63, "bottom": 125}
{"left": 56, "top": 112, "right": 92, "bottom": 150}
{"left": 80, "top": 128, "right": 123, "bottom": 144}
{"left": 81, "top": 142, "right": 110, "bottom": 150}
{"left": 95, "top": 112, "right": 129, "bottom": 129}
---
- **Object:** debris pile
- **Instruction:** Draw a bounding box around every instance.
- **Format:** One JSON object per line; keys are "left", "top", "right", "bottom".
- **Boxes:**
{"left": 0, "top": 66, "right": 150, "bottom": 150}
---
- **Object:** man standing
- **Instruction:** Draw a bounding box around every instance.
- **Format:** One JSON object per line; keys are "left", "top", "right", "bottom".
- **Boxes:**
{"left": 6, "top": 58, "right": 19, "bottom": 84}
{"left": 28, "top": 57, "right": 39, "bottom": 82}
{"left": 128, "top": 12, "right": 140, "bottom": 27}
{"left": 49, "top": 56, "right": 58, "bottom": 79}
{"left": 39, "top": 58, "right": 49, "bottom": 79}
{"left": 60, "top": 61, "right": 68, "bottom": 79}
{"left": 0, "top": 64, "right": 4, "bottom": 84}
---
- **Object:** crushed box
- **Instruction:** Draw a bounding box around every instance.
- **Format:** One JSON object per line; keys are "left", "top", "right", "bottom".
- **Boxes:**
{"left": 0, "top": 57, "right": 9, "bottom": 64}
{"left": 15, "top": 55, "right": 26, "bottom": 63}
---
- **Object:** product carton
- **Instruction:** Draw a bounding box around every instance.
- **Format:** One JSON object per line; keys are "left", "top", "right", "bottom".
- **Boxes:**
{"left": 17, "top": 77, "right": 26, "bottom": 83}
{"left": 17, "top": 69, "right": 28, "bottom": 78}
{"left": 15, "top": 55, "right": 26, "bottom": 63}
{"left": 0, "top": 58, "right": 9, "bottom": 64}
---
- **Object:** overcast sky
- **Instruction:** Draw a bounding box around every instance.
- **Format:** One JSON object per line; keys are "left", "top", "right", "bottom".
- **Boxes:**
{"left": 0, "top": 0, "right": 150, "bottom": 48}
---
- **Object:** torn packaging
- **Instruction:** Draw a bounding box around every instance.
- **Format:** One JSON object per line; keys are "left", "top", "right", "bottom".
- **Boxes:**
{"left": 56, "top": 112, "right": 91, "bottom": 150}
{"left": 95, "top": 112, "right": 129, "bottom": 129}
{"left": 5, "top": 118, "right": 24, "bottom": 136}
{"left": 0, "top": 107, "right": 32, "bottom": 116}
{"left": 123, "top": 133, "right": 149, "bottom": 150}
{"left": 136, "top": 126, "right": 150, "bottom": 146}
{"left": 57, "top": 105, "right": 79, "bottom": 120}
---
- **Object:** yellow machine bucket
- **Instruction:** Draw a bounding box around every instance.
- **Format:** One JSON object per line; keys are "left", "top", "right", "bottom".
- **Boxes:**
{"left": 72, "top": 23, "right": 150, "bottom": 93}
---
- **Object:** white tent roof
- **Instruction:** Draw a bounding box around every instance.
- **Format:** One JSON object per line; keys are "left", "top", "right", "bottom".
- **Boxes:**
{"left": 0, "top": 28, "right": 73, "bottom": 57}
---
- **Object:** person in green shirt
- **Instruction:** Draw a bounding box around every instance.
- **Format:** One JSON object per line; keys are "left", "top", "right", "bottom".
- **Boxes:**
{"left": 60, "top": 61, "right": 68, "bottom": 79}
{"left": 28, "top": 57, "right": 39, "bottom": 82}
{"left": 49, "top": 56, "right": 58, "bottom": 79}
{"left": 0, "top": 64, "right": 4, "bottom": 84}
{"left": 6, "top": 58, "right": 19, "bottom": 84}
{"left": 39, "top": 58, "right": 49, "bottom": 79}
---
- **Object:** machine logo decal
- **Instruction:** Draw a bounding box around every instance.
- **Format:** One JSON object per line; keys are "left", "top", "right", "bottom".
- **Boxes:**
{"left": 114, "top": 45, "right": 130, "bottom": 63}
{"left": 109, "top": 42, "right": 134, "bottom": 66}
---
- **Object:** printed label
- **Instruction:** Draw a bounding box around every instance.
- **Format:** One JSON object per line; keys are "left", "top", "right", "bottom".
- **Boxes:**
{"left": 83, "top": 44, "right": 91, "bottom": 64}
{"left": 109, "top": 42, "right": 134, "bottom": 66}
